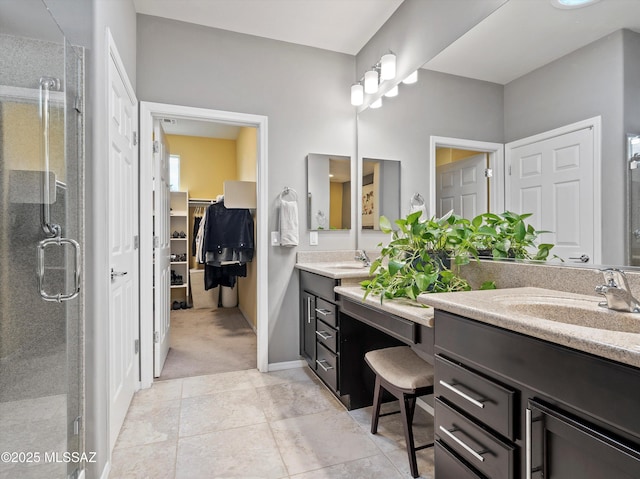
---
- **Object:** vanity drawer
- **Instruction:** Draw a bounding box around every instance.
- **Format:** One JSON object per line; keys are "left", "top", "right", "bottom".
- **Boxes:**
{"left": 315, "top": 298, "right": 337, "bottom": 327}
{"left": 435, "top": 440, "right": 485, "bottom": 479}
{"left": 436, "top": 354, "right": 515, "bottom": 440}
{"left": 435, "top": 398, "right": 514, "bottom": 479}
{"left": 316, "top": 319, "right": 338, "bottom": 353}
{"left": 316, "top": 342, "right": 338, "bottom": 392}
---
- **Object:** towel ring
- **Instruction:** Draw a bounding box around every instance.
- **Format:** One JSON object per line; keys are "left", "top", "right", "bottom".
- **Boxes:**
{"left": 410, "top": 193, "right": 425, "bottom": 207}
{"left": 281, "top": 186, "right": 298, "bottom": 201}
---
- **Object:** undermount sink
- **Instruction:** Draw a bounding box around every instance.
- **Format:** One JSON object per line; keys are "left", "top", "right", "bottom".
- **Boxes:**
{"left": 323, "top": 262, "right": 369, "bottom": 270}
{"left": 495, "top": 295, "right": 640, "bottom": 334}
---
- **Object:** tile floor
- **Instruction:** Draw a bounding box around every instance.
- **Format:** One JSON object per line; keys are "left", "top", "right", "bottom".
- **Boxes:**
{"left": 109, "top": 367, "right": 435, "bottom": 478}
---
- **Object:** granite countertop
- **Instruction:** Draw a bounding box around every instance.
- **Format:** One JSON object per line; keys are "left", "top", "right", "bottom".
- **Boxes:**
{"left": 417, "top": 287, "right": 640, "bottom": 368}
{"left": 335, "top": 285, "right": 434, "bottom": 327}
{"left": 295, "top": 262, "right": 373, "bottom": 280}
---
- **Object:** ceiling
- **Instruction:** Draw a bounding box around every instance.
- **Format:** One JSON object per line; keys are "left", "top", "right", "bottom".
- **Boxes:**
{"left": 424, "top": 0, "right": 640, "bottom": 85}
{"left": 133, "top": 0, "right": 404, "bottom": 55}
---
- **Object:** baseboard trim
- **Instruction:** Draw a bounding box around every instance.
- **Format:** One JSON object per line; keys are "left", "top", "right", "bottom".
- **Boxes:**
{"left": 238, "top": 306, "right": 257, "bottom": 333}
{"left": 268, "top": 359, "right": 306, "bottom": 372}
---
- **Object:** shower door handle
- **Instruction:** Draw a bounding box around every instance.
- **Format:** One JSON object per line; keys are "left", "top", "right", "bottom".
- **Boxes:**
{"left": 39, "top": 76, "right": 61, "bottom": 238}
{"left": 37, "top": 237, "right": 81, "bottom": 302}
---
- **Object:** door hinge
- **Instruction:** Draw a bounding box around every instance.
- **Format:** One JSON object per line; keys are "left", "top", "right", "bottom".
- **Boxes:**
{"left": 133, "top": 131, "right": 138, "bottom": 146}
{"left": 153, "top": 140, "right": 159, "bottom": 153}
{"left": 154, "top": 331, "right": 159, "bottom": 343}
{"left": 484, "top": 168, "right": 493, "bottom": 178}
{"left": 153, "top": 236, "right": 159, "bottom": 248}
{"left": 73, "top": 415, "right": 82, "bottom": 435}
{"left": 508, "top": 164, "right": 512, "bottom": 175}
{"left": 134, "top": 339, "right": 139, "bottom": 354}
{"left": 134, "top": 235, "right": 139, "bottom": 250}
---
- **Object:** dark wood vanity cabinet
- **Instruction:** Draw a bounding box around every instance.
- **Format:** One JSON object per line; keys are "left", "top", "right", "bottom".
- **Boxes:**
{"left": 299, "top": 271, "right": 340, "bottom": 392}
{"left": 434, "top": 310, "right": 640, "bottom": 479}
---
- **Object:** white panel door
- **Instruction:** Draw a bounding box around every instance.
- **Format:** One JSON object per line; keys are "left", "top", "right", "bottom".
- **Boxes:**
{"left": 506, "top": 127, "right": 594, "bottom": 263}
{"left": 108, "top": 47, "right": 139, "bottom": 451}
{"left": 153, "top": 121, "right": 171, "bottom": 377}
{"left": 436, "top": 153, "right": 488, "bottom": 218}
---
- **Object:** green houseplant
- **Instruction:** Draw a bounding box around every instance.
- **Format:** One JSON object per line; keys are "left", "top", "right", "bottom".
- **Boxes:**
{"left": 361, "top": 210, "right": 556, "bottom": 302}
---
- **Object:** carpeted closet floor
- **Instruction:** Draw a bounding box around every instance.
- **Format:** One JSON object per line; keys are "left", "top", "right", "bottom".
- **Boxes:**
{"left": 158, "top": 307, "right": 257, "bottom": 381}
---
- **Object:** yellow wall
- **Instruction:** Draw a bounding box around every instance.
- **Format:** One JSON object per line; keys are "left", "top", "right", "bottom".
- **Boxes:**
{"left": 329, "top": 182, "right": 344, "bottom": 229}
{"left": 435, "top": 147, "right": 482, "bottom": 167}
{"left": 166, "top": 134, "right": 237, "bottom": 199}
{"left": 3, "top": 102, "right": 65, "bottom": 182}
{"left": 236, "top": 127, "right": 257, "bottom": 181}
{"left": 235, "top": 127, "right": 258, "bottom": 329}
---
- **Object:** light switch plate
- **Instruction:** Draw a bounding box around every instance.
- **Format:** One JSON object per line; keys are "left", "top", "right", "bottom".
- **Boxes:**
{"left": 271, "top": 231, "right": 280, "bottom": 246}
{"left": 310, "top": 231, "right": 318, "bottom": 246}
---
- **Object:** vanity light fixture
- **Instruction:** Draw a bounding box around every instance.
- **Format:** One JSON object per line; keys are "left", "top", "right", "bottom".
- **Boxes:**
{"left": 384, "top": 85, "right": 399, "bottom": 98}
{"left": 364, "top": 69, "right": 379, "bottom": 94}
{"left": 380, "top": 53, "right": 396, "bottom": 81}
{"left": 402, "top": 70, "right": 418, "bottom": 84}
{"left": 351, "top": 83, "right": 364, "bottom": 106}
{"left": 370, "top": 98, "right": 383, "bottom": 109}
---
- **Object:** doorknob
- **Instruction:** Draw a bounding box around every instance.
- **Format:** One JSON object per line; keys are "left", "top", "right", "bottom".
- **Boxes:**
{"left": 111, "top": 268, "right": 128, "bottom": 280}
{"left": 568, "top": 254, "right": 590, "bottom": 263}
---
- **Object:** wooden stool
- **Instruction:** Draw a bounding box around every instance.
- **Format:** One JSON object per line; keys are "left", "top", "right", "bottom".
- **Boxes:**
{"left": 364, "top": 346, "right": 434, "bottom": 478}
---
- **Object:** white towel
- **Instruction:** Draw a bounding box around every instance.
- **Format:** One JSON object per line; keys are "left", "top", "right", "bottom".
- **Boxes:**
{"left": 279, "top": 199, "right": 299, "bottom": 247}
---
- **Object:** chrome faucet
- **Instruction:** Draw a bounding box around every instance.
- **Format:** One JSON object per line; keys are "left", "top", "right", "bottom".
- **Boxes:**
{"left": 354, "top": 250, "right": 371, "bottom": 267}
{"left": 595, "top": 268, "right": 640, "bottom": 313}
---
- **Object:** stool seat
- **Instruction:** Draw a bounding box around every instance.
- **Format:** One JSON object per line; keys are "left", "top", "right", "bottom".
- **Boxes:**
{"left": 365, "top": 346, "right": 434, "bottom": 390}
{"left": 365, "top": 346, "right": 434, "bottom": 478}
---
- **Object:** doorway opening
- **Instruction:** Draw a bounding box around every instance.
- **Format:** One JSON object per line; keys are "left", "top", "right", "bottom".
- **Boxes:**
{"left": 139, "top": 102, "right": 268, "bottom": 389}
{"left": 429, "top": 136, "right": 505, "bottom": 219}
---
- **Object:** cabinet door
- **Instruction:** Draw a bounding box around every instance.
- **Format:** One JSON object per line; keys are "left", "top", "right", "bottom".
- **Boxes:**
{"left": 528, "top": 399, "right": 640, "bottom": 479}
{"left": 300, "top": 291, "right": 316, "bottom": 367}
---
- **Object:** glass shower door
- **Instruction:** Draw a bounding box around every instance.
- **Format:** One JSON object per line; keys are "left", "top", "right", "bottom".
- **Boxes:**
{"left": 0, "top": 2, "right": 83, "bottom": 478}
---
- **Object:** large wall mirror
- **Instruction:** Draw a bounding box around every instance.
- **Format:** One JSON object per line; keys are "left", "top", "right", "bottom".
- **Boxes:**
{"left": 356, "top": 0, "right": 640, "bottom": 267}
{"left": 307, "top": 153, "right": 352, "bottom": 230}
{"left": 361, "top": 158, "right": 400, "bottom": 230}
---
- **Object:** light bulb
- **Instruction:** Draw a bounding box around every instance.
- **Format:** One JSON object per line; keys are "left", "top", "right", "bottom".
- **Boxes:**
{"left": 402, "top": 70, "right": 418, "bottom": 84}
{"left": 364, "top": 69, "right": 379, "bottom": 94}
{"left": 350, "top": 83, "right": 363, "bottom": 106}
{"left": 384, "top": 85, "right": 398, "bottom": 98}
{"left": 380, "top": 53, "right": 396, "bottom": 81}
{"left": 370, "top": 98, "right": 382, "bottom": 109}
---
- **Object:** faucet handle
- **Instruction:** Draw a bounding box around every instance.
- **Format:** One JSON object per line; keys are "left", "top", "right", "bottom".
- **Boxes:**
{"left": 599, "top": 268, "right": 629, "bottom": 288}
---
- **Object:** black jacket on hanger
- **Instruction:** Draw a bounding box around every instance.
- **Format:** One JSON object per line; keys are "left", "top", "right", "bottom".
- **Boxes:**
{"left": 203, "top": 200, "right": 254, "bottom": 265}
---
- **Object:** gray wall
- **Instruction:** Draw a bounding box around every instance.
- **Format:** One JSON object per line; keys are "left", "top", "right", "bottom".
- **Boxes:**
{"left": 357, "top": 70, "right": 504, "bottom": 250}
{"left": 356, "top": 0, "right": 507, "bottom": 102}
{"left": 504, "top": 30, "right": 628, "bottom": 264}
{"left": 137, "top": 14, "right": 357, "bottom": 363}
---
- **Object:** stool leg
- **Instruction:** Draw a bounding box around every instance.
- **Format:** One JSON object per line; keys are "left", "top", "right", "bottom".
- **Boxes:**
{"left": 399, "top": 394, "right": 419, "bottom": 478}
{"left": 370, "top": 375, "right": 383, "bottom": 434}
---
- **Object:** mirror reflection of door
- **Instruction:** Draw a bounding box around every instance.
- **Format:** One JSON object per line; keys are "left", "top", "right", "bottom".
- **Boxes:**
{"left": 436, "top": 148, "right": 490, "bottom": 218}
{"left": 307, "top": 153, "right": 351, "bottom": 230}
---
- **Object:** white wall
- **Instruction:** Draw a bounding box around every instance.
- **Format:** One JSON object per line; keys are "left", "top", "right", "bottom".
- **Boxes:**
{"left": 136, "top": 14, "right": 356, "bottom": 363}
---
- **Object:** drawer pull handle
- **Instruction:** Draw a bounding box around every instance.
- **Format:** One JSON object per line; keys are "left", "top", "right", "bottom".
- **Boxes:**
{"left": 316, "top": 359, "right": 334, "bottom": 372}
{"left": 439, "top": 426, "right": 486, "bottom": 463}
{"left": 316, "top": 330, "right": 333, "bottom": 340}
{"left": 315, "top": 308, "right": 333, "bottom": 317}
{"left": 526, "top": 407, "right": 532, "bottom": 479}
{"left": 439, "top": 380, "right": 485, "bottom": 409}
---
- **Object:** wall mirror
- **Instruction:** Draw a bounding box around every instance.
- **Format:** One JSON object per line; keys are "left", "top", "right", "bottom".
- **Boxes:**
{"left": 307, "top": 153, "right": 352, "bottom": 230}
{"left": 356, "top": 0, "right": 640, "bottom": 267}
{"left": 361, "top": 158, "right": 400, "bottom": 230}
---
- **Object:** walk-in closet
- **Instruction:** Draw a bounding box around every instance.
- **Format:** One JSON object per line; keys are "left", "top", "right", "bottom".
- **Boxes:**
{"left": 153, "top": 118, "right": 258, "bottom": 380}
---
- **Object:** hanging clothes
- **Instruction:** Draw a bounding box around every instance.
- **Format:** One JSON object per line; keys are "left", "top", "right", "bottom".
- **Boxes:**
{"left": 203, "top": 200, "right": 254, "bottom": 266}
{"left": 192, "top": 214, "right": 202, "bottom": 256}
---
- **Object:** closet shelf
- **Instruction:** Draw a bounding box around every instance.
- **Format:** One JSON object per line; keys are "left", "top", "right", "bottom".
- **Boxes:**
{"left": 170, "top": 261, "right": 188, "bottom": 265}
{"left": 170, "top": 237, "right": 187, "bottom": 241}
{"left": 170, "top": 212, "right": 188, "bottom": 217}
{"left": 170, "top": 284, "right": 187, "bottom": 289}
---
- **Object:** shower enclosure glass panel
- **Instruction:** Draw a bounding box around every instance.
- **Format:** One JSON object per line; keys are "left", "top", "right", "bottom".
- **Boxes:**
{"left": 0, "top": 2, "right": 83, "bottom": 478}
